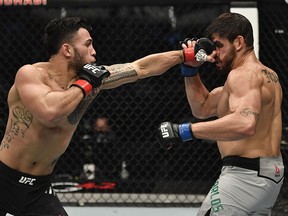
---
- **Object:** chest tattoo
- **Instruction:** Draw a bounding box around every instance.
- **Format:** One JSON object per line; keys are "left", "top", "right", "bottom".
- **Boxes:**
{"left": 0, "top": 106, "right": 33, "bottom": 150}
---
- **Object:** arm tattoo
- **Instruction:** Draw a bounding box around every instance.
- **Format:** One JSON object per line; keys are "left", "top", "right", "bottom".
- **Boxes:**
{"left": 67, "top": 89, "right": 99, "bottom": 125}
{"left": 240, "top": 108, "right": 259, "bottom": 121}
{"left": 68, "top": 64, "right": 137, "bottom": 124}
{"left": 261, "top": 69, "right": 279, "bottom": 83}
{"left": 102, "top": 70, "right": 137, "bottom": 84}
{"left": 102, "top": 64, "right": 138, "bottom": 85}
{"left": 0, "top": 106, "right": 33, "bottom": 150}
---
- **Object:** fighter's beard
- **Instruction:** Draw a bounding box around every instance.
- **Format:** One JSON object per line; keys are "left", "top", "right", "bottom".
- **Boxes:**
{"left": 70, "top": 47, "right": 86, "bottom": 73}
{"left": 220, "top": 61, "right": 233, "bottom": 74}
{"left": 218, "top": 49, "right": 236, "bottom": 74}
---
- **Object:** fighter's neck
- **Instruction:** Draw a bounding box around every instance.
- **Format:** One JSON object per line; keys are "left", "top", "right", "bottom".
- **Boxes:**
{"left": 232, "top": 49, "right": 255, "bottom": 69}
{"left": 47, "top": 58, "right": 78, "bottom": 89}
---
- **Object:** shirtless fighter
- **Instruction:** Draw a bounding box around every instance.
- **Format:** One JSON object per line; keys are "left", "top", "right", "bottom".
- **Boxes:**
{"left": 0, "top": 17, "right": 214, "bottom": 215}
{"left": 157, "top": 12, "right": 284, "bottom": 215}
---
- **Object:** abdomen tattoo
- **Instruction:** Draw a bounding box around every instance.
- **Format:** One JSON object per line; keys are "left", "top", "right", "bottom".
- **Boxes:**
{"left": 0, "top": 106, "right": 33, "bottom": 150}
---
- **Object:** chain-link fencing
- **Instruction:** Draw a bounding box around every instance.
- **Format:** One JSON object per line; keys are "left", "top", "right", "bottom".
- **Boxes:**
{"left": 258, "top": 1, "right": 288, "bottom": 215}
{"left": 0, "top": 0, "right": 288, "bottom": 214}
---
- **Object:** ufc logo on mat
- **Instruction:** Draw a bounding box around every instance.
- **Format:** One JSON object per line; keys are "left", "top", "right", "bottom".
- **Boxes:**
{"left": 160, "top": 124, "right": 169, "bottom": 138}
{"left": 19, "top": 176, "right": 36, "bottom": 185}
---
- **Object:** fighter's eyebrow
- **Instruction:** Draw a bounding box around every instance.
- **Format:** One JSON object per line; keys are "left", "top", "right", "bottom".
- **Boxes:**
{"left": 85, "top": 38, "right": 93, "bottom": 45}
{"left": 213, "top": 40, "right": 223, "bottom": 48}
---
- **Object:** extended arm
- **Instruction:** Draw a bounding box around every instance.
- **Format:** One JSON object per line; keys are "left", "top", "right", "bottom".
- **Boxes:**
{"left": 101, "top": 38, "right": 215, "bottom": 90}
{"left": 100, "top": 50, "right": 183, "bottom": 90}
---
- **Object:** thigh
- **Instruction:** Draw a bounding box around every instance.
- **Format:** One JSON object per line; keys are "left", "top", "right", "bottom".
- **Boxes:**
{"left": 0, "top": 177, "right": 15, "bottom": 216}
{"left": 220, "top": 167, "right": 282, "bottom": 214}
{"left": 197, "top": 179, "right": 248, "bottom": 216}
{"left": 197, "top": 166, "right": 281, "bottom": 216}
{"left": 22, "top": 186, "right": 68, "bottom": 216}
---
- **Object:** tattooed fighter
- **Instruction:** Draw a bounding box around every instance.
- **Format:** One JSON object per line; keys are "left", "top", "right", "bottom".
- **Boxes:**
{"left": 157, "top": 12, "right": 284, "bottom": 215}
{"left": 0, "top": 17, "right": 215, "bottom": 215}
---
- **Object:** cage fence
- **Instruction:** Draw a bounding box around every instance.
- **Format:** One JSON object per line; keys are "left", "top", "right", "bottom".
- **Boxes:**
{"left": 0, "top": 0, "right": 288, "bottom": 215}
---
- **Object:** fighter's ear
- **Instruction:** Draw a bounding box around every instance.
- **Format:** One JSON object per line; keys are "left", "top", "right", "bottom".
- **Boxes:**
{"left": 61, "top": 43, "right": 72, "bottom": 57}
{"left": 234, "top": 35, "right": 245, "bottom": 51}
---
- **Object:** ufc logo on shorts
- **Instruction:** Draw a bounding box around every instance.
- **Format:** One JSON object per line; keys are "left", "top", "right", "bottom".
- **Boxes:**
{"left": 19, "top": 176, "right": 36, "bottom": 185}
{"left": 160, "top": 124, "right": 169, "bottom": 138}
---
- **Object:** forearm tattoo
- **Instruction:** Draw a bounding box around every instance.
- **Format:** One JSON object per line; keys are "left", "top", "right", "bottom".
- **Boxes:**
{"left": 102, "top": 64, "right": 137, "bottom": 85}
{"left": 68, "top": 64, "right": 137, "bottom": 124}
{"left": 0, "top": 106, "right": 33, "bottom": 150}
{"left": 68, "top": 89, "right": 99, "bottom": 125}
{"left": 240, "top": 108, "right": 259, "bottom": 121}
{"left": 261, "top": 69, "right": 279, "bottom": 83}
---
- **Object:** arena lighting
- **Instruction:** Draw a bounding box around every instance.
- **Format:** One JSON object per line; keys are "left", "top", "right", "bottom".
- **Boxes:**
{"left": 0, "top": 0, "right": 47, "bottom": 6}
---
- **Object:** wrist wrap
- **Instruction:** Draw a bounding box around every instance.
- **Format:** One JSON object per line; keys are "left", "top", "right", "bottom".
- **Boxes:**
{"left": 71, "top": 79, "right": 93, "bottom": 97}
{"left": 180, "top": 64, "right": 199, "bottom": 77}
{"left": 183, "top": 47, "right": 195, "bottom": 62}
{"left": 179, "top": 123, "right": 194, "bottom": 141}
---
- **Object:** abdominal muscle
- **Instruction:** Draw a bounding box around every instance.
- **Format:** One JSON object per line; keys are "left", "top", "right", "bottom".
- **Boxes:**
{"left": 217, "top": 136, "right": 281, "bottom": 159}
{"left": 0, "top": 120, "right": 76, "bottom": 176}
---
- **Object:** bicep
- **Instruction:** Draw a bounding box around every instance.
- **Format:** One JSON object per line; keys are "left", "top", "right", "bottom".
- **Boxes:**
{"left": 228, "top": 73, "right": 262, "bottom": 121}
{"left": 205, "top": 86, "right": 223, "bottom": 116}
{"left": 15, "top": 66, "right": 52, "bottom": 114}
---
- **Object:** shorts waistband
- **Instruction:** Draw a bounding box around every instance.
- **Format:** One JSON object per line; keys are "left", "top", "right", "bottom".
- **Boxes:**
{"left": 222, "top": 156, "right": 259, "bottom": 171}
{"left": 0, "top": 161, "right": 52, "bottom": 186}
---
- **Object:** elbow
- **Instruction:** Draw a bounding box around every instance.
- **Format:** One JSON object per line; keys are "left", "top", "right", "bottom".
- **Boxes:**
{"left": 192, "top": 112, "right": 207, "bottom": 120}
{"left": 239, "top": 122, "right": 256, "bottom": 137}
{"left": 191, "top": 109, "right": 211, "bottom": 120}
{"left": 38, "top": 108, "right": 62, "bottom": 123}
{"left": 190, "top": 101, "right": 214, "bottom": 120}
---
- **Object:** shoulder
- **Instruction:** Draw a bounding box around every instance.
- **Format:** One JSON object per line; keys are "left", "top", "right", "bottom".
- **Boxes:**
{"left": 226, "top": 66, "right": 264, "bottom": 92}
{"left": 16, "top": 64, "right": 40, "bottom": 77}
{"left": 227, "top": 66, "right": 265, "bottom": 84}
{"left": 18, "top": 62, "right": 48, "bottom": 73}
{"left": 16, "top": 63, "right": 47, "bottom": 82}
{"left": 14, "top": 63, "right": 52, "bottom": 91}
{"left": 259, "top": 67, "right": 279, "bottom": 83}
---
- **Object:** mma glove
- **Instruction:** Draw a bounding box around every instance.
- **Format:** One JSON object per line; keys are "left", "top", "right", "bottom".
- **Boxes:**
{"left": 71, "top": 64, "right": 110, "bottom": 97}
{"left": 156, "top": 121, "right": 194, "bottom": 149}
{"left": 181, "top": 37, "right": 215, "bottom": 77}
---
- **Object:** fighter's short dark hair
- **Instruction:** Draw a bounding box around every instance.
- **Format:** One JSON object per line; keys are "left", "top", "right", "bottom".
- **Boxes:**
{"left": 43, "top": 17, "right": 92, "bottom": 56}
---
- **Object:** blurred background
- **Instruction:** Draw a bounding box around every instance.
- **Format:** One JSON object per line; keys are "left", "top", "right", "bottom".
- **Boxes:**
{"left": 0, "top": 0, "right": 288, "bottom": 215}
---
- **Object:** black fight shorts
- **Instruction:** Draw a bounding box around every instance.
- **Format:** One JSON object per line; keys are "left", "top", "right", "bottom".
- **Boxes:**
{"left": 0, "top": 161, "right": 68, "bottom": 216}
